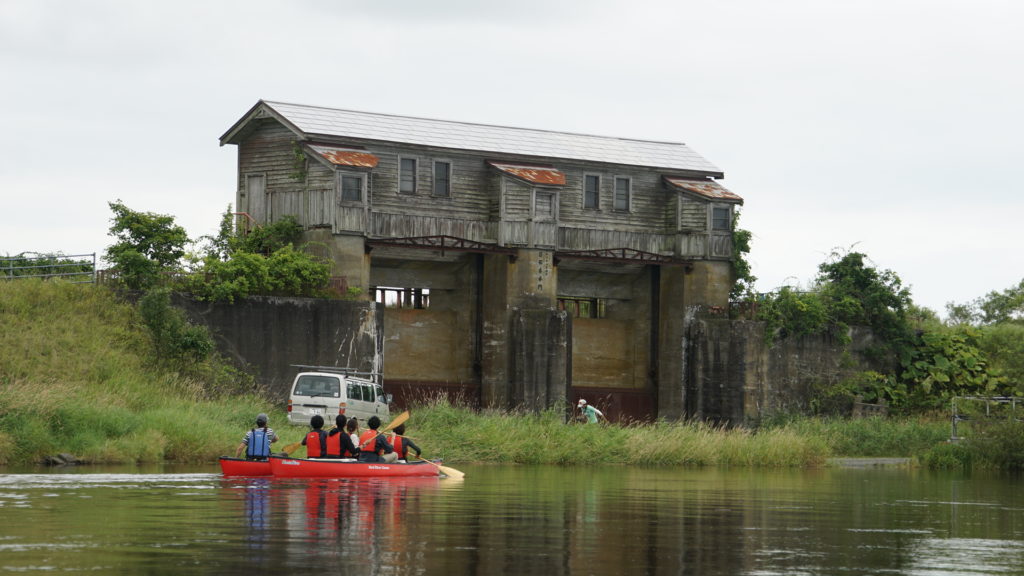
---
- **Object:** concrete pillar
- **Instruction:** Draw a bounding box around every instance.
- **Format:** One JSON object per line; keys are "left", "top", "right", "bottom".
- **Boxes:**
{"left": 303, "top": 230, "right": 372, "bottom": 300}
{"left": 656, "top": 265, "right": 688, "bottom": 421}
{"left": 683, "top": 260, "right": 732, "bottom": 309}
{"left": 480, "top": 249, "right": 567, "bottom": 411}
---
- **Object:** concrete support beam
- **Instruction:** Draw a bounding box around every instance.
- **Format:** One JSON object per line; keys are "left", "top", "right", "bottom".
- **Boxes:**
{"left": 304, "top": 230, "right": 372, "bottom": 299}
{"left": 480, "top": 249, "right": 566, "bottom": 410}
{"left": 683, "top": 260, "right": 732, "bottom": 310}
{"left": 656, "top": 265, "right": 688, "bottom": 421}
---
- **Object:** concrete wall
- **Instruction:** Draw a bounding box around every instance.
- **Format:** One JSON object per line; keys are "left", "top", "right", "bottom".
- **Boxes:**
{"left": 687, "top": 319, "right": 884, "bottom": 424}
{"left": 173, "top": 294, "right": 379, "bottom": 402}
{"left": 176, "top": 294, "right": 880, "bottom": 424}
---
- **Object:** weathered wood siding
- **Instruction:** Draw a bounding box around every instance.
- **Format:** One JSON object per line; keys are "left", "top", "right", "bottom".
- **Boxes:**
{"left": 235, "top": 117, "right": 731, "bottom": 259}
{"left": 679, "top": 196, "right": 707, "bottom": 231}
{"left": 237, "top": 122, "right": 302, "bottom": 225}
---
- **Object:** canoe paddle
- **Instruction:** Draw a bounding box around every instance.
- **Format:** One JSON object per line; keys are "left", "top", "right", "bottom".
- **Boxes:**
{"left": 417, "top": 457, "right": 465, "bottom": 480}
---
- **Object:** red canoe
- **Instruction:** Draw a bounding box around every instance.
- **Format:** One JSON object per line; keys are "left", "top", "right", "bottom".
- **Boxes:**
{"left": 268, "top": 455, "right": 441, "bottom": 478}
{"left": 219, "top": 457, "right": 272, "bottom": 476}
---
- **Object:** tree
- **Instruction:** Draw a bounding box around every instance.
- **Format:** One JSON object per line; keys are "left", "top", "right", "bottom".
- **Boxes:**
{"left": 105, "top": 200, "right": 188, "bottom": 289}
{"left": 730, "top": 210, "right": 756, "bottom": 302}
{"left": 815, "top": 249, "right": 912, "bottom": 348}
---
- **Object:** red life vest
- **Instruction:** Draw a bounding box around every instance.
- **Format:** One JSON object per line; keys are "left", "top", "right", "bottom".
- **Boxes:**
{"left": 359, "top": 430, "right": 380, "bottom": 455}
{"left": 325, "top": 430, "right": 342, "bottom": 458}
{"left": 393, "top": 436, "right": 405, "bottom": 459}
{"left": 305, "top": 430, "right": 325, "bottom": 458}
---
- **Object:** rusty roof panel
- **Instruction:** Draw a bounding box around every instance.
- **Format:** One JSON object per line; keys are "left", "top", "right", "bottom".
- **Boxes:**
{"left": 488, "top": 162, "right": 566, "bottom": 186}
{"left": 664, "top": 177, "right": 743, "bottom": 203}
{"left": 308, "top": 144, "right": 379, "bottom": 168}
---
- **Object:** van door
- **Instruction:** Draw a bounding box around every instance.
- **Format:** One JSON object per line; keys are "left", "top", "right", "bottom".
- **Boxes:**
{"left": 346, "top": 380, "right": 371, "bottom": 423}
{"left": 373, "top": 383, "right": 391, "bottom": 420}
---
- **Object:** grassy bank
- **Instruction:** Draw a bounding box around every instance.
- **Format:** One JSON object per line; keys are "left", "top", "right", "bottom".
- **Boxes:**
{"left": 0, "top": 280, "right": 1008, "bottom": 469}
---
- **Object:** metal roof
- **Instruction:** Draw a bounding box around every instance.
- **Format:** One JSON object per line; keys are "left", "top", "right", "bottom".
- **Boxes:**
{"left": 487, "top": 161, "right": 566, "bottom": 186}
{"left": 222, "top": 100, "right": 723, "bottom": 175}
{"left": 664, "top": 177, "right": 743, "bottom": 204}
{"left": 307, "top": 144, "right": 379, "bottom": 168}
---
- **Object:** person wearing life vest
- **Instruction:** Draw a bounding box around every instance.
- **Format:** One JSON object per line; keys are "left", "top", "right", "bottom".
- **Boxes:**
{"left": 326, "top": 414, "right": 358, "bottom": 458}
{"left": 235, "top": 413, "right": 278, "bottom": 460}
{"left": 358, "top": 415, "right": 397, "bottom": 463}
{"left": 391, "top": 423, "right": 421, "bottom": 462}
{"left": 301, "top": 415, "right": 329, "bottom": 458}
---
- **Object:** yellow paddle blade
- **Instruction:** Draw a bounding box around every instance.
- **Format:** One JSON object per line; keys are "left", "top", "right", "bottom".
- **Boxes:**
{"left": 282, "top": 441, "right": 302, "bottom": 455}
{"left": 417, "top": 457, "right": 465, "bottom": 479}
{"left": 437, "top": 464, "right": 465, "bottom": 480}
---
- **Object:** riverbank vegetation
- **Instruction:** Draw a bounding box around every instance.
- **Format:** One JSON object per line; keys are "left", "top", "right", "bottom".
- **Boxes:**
{"left": 3, "top": 203, "right": 1023, "bottom": 470}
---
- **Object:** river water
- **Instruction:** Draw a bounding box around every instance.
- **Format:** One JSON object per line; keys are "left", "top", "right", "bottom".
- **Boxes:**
{"left": 0, "top": 464, "right": 1022, "bottom": 575}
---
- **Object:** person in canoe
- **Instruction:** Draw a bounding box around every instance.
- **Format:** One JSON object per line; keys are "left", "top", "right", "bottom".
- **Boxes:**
{"left": 390, "top": 423, "right": 421, "bottom": 462}
{"left": 301, "top": 415, "right": 329, "bottom": 458}
{"left": 358, "top": 415, "right": 397, "bottom": 463}
{"left": 326, "top": 414, "right": 359, "bottom": 458}
{"left": 346, "top": 417, "right": 360, "bottom": 449}
{"left": 235, "top": 413, "right": 278, "bottom": 460}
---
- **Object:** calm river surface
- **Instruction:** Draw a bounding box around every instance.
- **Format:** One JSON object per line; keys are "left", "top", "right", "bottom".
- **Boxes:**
{"left": 0, "top": 464, "right": 1022, "bottom": 575}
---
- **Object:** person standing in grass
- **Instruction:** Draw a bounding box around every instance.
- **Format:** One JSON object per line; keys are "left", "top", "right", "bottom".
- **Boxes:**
{"left": 235, "top": 413, "right": 278, "bottom": 460}
{"left": 577, "top": 399, "right": 605, "bottom": 424}
{"left": 391, "top": 423, "right": 421, "bottom": 462}
{"left": 301, "top": 415, "right": 329, "bottom": 458}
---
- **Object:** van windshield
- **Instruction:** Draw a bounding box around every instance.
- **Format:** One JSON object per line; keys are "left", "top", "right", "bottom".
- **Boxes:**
{"left": 294, "top": 375, "right": 341, "bottom": 398}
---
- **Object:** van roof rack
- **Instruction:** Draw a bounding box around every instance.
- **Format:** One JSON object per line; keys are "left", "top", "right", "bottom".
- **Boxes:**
{"left": 290, "top": 364, "right": 381, "bottom": 378}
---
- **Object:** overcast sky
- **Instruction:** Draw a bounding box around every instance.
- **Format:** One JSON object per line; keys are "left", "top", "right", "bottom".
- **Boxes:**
{"left": 2, "top": 0, "right": 1022, "bottom": 315}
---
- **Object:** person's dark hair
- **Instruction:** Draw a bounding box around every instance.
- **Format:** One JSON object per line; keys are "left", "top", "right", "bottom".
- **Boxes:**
{"left": 367, "top": 415, "right": 381, "bottom": 430}
{"left": 346, "top": 417, "right": 358, "bottom": 433}
{"left": 393, "top": 423, "right": 406, "bottom": 435}
{"left": 335, "top": 414, "right": 346, "bottom": 428}
{"left": 311, "top": 415, "right": 324, "bottom": 429}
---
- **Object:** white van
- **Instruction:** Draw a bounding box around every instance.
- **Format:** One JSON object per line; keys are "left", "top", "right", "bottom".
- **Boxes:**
{"left": 286, "top": 370, "right": 392, "bottom": 426}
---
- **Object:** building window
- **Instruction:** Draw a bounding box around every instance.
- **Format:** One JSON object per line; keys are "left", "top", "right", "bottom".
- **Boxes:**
{"left": 535, "top": 191, "right": 555, "bottom": 219}
{"left": 433, "top": 161, "right": 451, "bottom": 197}
{"left": 614, "top": 177, "right": 631, "bottom": 211}
{"left": 558, "top": 297, "right": 606, "bottom": 319}
{"left": 374, "top": 286, "right": 430, "bottom": 309}
{"left": 584, "top": 174, "right": 600, "bottom": 209}
{"left": 399, "top": 157, "right": 417, "bottom": 194}
{"left": 340, "top": 174, "right": 363, "bottom": 201}
{"left": 712, "top": 206, "right": 731, "bottom": 230}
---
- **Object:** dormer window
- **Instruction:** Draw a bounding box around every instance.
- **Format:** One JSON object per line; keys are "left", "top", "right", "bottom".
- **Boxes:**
{"left": 712, "top": 206, "right": 731, "bottom": 230}
{"left": 339, "top": 173, "right": 364, "bottom": 202}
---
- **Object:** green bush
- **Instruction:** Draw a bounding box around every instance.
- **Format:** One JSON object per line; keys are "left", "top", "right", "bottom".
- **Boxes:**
{"left": 105, "top": 201, "right": 188, "bottom": 289}
{"left": 921, "top": 441, "right": 972, "bottom": 470}
{"left": 139, "top": 288, "right": 214, "bottom": 363}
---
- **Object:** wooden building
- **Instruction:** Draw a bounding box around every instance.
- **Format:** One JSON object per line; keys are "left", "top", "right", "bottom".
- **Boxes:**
{"left": 220, "top": 100, "right": 743, "bottom": 421}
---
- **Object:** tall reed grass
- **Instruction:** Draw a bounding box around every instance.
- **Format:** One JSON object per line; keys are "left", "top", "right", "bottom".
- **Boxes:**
{"left": 0, "top": 280, "right": 972, "bottom": 469}
{"left": 0, "top": 280, "right": 296, "bottom": 465}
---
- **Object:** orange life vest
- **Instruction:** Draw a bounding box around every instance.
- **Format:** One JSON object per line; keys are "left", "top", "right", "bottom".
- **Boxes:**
{"left": 325, "top": 430, "right": 342, "bottom": 458}
{"left": 393, "top": 436, "right": 406, "bottom": 459}
{"left": 359, "top": 430, "right": 381, "bottom": 455}
{"left": 305, "top": 430, "right": 325, "bottom": 458}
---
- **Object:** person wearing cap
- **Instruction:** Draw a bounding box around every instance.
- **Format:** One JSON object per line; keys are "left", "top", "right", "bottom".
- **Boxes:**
{"left": 236, "top": 413, "right": 279, "bottom": 460}
{"left": 577, "top": 399, "right": 605, "bottom": 424}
